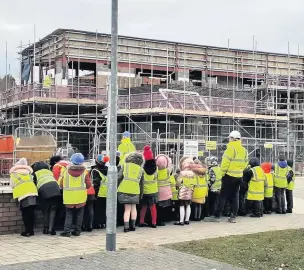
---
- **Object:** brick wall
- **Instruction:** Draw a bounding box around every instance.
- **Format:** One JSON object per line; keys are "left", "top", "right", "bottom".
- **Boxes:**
{"left": 0, "top": 193, "right": 43, "bottom": 235}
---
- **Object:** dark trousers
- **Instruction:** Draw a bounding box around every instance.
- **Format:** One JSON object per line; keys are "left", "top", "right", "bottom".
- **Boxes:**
{"left": 247, "top": 200, "right": 263, "bottom": 216}
{"left": 238, "top": 190, "right": 247, "bottom": 215}
{"left": 55, "top": 191, "right": 65, "bottom": 230}
{"left": 63, "top": 206, "right": 84, "bottom": 234}
{"left": 21, "top": 206, "right": 35, "bottom": 233}
{"left": 214, "top": 175, "right": 241, "bottom": 218}
{"left": 285, "top": 190, "right": 293, "bottom": 211}
{"left": 94, "top": 197, "right": 107, "bottom": 227}
{"left": 42, "top": 197, "right": 59, "bottom": 231}
{"left": 263, "top": 197, "right": 273, "bottom": 213}
{"left": 275, "top": 187, "right": 286, "bottom": 213}
{"left": 208, "top": 191, "right": 220, "bottom": 216}
{"left": 83, "top": 200, "right": 95, "bottom": 229}
{"left": 157, "top": 206, "right": 168, "bottom": 224}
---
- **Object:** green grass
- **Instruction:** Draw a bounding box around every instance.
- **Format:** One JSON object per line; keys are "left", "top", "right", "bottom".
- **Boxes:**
{"left": 166, "top": 229, "right": 304, "bottom": 270}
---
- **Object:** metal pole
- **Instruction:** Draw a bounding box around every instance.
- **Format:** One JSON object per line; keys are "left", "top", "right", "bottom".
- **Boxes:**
{"left": 287, "top": 42, "right": 291, "bottom": 158}
{"left": 33, "top": 24, "right": 36, "bottom": 84}
{"left": 106, "top": 0, "right": 118, "bottom": 251}
{"left": 5, "top": 42, "right": 8, "bottom": 91}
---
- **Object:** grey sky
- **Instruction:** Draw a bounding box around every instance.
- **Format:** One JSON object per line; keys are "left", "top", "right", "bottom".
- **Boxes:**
{"left": 1, "top": 0, "right": 304, "bottom": 78}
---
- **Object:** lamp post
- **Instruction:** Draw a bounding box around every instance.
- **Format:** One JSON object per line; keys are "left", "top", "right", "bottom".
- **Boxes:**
{"left": 106, "top": 0, "right": 118, "bottom": 251}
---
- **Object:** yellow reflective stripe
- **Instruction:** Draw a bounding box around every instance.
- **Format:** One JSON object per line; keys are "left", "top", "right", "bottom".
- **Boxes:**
{"left": 124, "top": 163, "right": 142, "bottom": 182}
{"left": 64, "top": 171, "right": 86, "bottom": 191}
{"left": 37, "top": 175, "right": 53, "bottom": 189}
{"left": 247, "top": 190, "right": 264, "bottom": 194}
{"left": 13, "top": 173, "right": 32, "bottom": 187}
{"left": 223, "top": 154, "right": 232, "bottom": 161}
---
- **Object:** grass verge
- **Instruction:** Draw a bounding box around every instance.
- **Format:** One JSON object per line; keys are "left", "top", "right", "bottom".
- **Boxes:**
{"left": 166, "top": 229, "right": 304, "bottom": 270}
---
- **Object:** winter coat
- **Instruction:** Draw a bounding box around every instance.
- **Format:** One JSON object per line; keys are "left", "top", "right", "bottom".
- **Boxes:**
{"left": 52, "top": 160, "right": 70, "bottom": 182}
{"left": 177, "top": 169, "right": 196, "bottom": 201}
{"left": 192, "top": 166, "right": 207, "bottom": 204}
{"left": 32, "top": 162, "right": 61, "bottom": 200}
{"left": 10, "top": 164, "right": 38, "bottom": 205}
{"left": 59, "top": 164, "right": 92, "bottom": 208}
{"left": 117, "top": 153, "right": 144, "bottom": 204}
{"left": 142, "top": 159, "right": 158, "bottom": 198}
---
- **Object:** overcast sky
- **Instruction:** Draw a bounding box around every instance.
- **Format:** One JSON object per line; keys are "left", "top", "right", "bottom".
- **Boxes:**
{"left": 1, "top": 0, "right": 304, "bottom": 78}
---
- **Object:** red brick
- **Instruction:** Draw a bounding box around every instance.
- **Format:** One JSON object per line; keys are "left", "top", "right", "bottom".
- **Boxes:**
{"left": 16, "top": 220, "right": 24, "bottom": 226}
{"left": 9, "top": 216, "right": 22, "bottom": 221}
{"left": 0, "top": 207, "right": 9, "bottom": 213}
{"left": 0, "top": 203, "right": 3, "bottom": 207}
{"left": 3, "top": 211, "right": 17, "bottom": 217}
{"left": 4, "top": 202, "right": 18, "bottom": 208}
{"left": 0, "top": 217, "right": 10, "bottom": 222}
{"left": 0, "top": 226, "right": 9, "bottom": 232}
{"left": 3, "top": 221, "right": 16, "bottom": 226}
{"left": 10, "top": 198, "right": 17, "bottom": 203}
{"left": 0, "top": 197, "right": 11, "bottom": 203}
{"left": 9, "top": 207, "right": 19, "bottom": 212}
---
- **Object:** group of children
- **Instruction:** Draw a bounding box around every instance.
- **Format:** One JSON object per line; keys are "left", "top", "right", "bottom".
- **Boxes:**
{"left": 9, "top": 141, "right": 295, "bottom": 237}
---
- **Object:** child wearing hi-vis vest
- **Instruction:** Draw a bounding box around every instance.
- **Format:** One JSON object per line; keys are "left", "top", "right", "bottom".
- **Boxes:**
{"left": 261, "top": 162, "right": 273, "bottom": 214}
{"left": 243, "top": 157, "right": 267, "bottom": 218}
{"left": 191, "top": 159, "right": 207, "bottom": 221}
{"left": 139, "top": 146, "right": 158, "bottom": 228}
{"left": 117, "top": 152, "right": 144, "bottom": 233}
{"left": 91, "top": 154, "right": 109, "bottom": 229}
{"left": 10, "top": 158, "right": 38, "bottom": 237}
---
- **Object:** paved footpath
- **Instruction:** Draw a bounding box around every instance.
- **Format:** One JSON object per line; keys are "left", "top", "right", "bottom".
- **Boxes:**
{"left": 1, "top": 178, "right": 304, "bottom": 269}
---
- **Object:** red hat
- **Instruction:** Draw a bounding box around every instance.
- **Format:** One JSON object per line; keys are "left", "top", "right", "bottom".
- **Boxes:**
{"left": 143, "top": 145, "right": 153, "bottom": 160}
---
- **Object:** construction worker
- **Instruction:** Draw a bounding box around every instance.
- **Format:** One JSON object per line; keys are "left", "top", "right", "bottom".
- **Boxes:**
{"left": 10, "top": 158, "right": 38, "bottom": 237}
{"left": 32, "top": 161, "right": 61, "bottom": 235}
{"left": 91, "top": 154, "right": 109, "bottom": 229}
{"left": 205, "top": 130, "right": 248, "bottom": 223}
{"left": 261, "top": 162, "right": 274, "bottom": 214}
{"left": 60, "top": 153, "right": 92, "bottom": 237}
{"left": 286, "top": 159, "right": 295, "bottom": 213}
{"left": 243, "top": 158, "right": 267, "bottom": 217}
{"left": 43, "top": 73, "right": 52, "bottom": 97}
{"left": 205, "top": 156, "right": 222, "bottom": 217}
{"left": 273, "top": 155, "right": 289, "bottom": 214}
{"left": 118, "top": 131, "right": 136, "bottom": 166}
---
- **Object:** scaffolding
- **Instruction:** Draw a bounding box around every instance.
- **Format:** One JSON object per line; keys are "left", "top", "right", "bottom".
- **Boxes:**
{"left": 2, "top": 28, "right": 304, "bottom": 172}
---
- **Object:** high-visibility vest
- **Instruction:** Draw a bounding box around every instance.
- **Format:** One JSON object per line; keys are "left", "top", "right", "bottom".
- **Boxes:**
{"left": 287, "top": 166, "right": 295, "bottom": 191}
{"left": 170, "top": 175, "right": 178, "bottom": 201}
{"left": 35, "top": 169, "right": 58, "bottom": 190}
{"left": 157, "top": 169, "right": 171, "bottom": 188}
{"left": 210, "top": 166, "right": 222, "bottom": 191}
{"left": 11, "top": 173, "right": 38, "bottom": 199}
{"left": 118, "top": 163, "right": 143, "bottom": 195}
{"left": 91, "top": 169, "right": 107, "bottom": 198}
{"left": 221, "top": 142, "right": 248, "bottom": 178}
{"left": 264, "top": 173, "right": 274, "bottom": 198}
{"left": 247, "top": 166, "right": 267, "bottom": 201}
{"left": 143, "top": 172, "right": 158, "bottom": 195}
{"left": 43, "top": 75, "right": 51, "bottom": 88}
{"left": 193, "top": 175, "right": 208, "bottom": 200}
{"left": 274, "top": 164, "right": 288, "bottom": 188}
{"left": 62, "top": 170, "right": 87, "bottom": 205}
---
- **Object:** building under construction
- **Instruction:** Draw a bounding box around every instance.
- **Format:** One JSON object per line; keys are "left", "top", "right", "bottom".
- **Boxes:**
{"left": 1, "top": 28, "right": 304, "bottom": 171}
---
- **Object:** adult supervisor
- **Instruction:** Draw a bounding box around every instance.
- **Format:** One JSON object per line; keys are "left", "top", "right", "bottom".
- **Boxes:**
{"left": 205, "top": 130, "right": 248, "bottom": 223}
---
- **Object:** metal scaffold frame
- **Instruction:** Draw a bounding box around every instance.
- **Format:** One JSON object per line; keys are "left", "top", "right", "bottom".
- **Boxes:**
{"left": 3, "top": 28, "right": 304, "bottom": 172}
